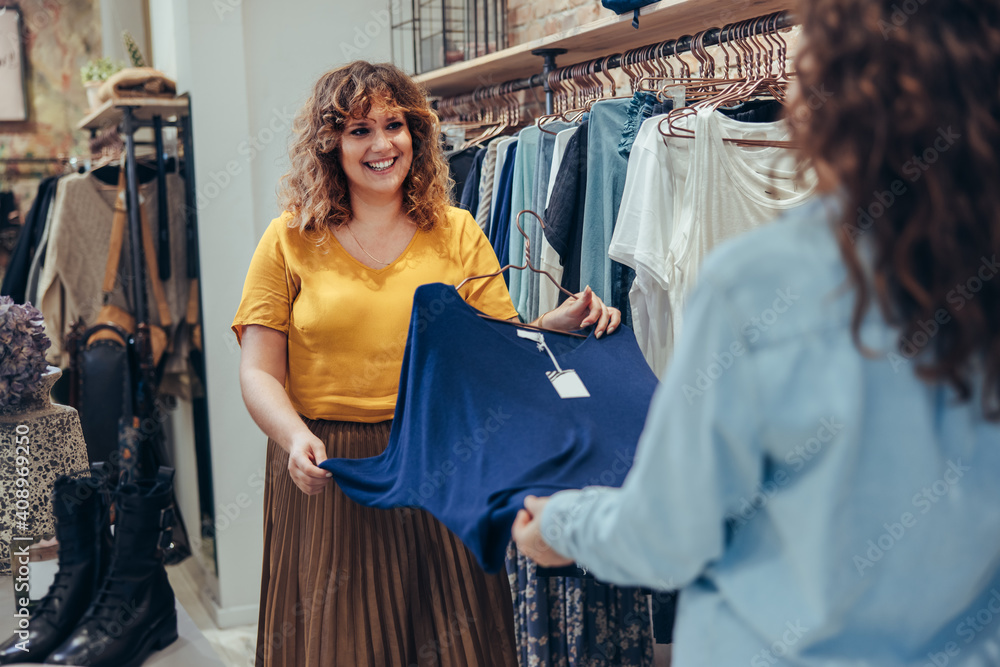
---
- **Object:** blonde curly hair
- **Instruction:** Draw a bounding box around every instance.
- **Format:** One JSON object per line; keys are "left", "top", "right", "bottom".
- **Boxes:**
{"left": 279, "top": 61, "right": 451, "bottom": 244}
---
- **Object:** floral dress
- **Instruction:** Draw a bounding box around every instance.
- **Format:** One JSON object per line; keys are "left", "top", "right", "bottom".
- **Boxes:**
{"left": 506, "top": 543, "right": 653, "bottom": 666}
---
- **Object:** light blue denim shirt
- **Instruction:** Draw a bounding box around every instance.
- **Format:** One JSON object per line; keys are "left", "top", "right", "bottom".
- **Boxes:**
{"left": 542, "top": 195, "right": 1000, "bottom": 666}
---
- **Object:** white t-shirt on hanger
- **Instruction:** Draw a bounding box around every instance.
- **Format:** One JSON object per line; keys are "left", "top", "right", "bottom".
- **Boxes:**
{"left": 665, "top": 108, "right": 816, "bottom": 371}
{"left": 612, "top": 108, "right": 817, "bottom": 377}
{"left": 610, "top": 111, "right": 694, "bottom": 376}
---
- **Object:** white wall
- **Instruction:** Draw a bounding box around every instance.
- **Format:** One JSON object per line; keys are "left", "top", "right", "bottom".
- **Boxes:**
{"left": 101, "top": 0, "right": 151, "bottom": 63}
{"left": 242, "top": 3, "right": 393, "bottom": 235}
{"left": 148, "top": 0, "right": 391, "bottom": 628}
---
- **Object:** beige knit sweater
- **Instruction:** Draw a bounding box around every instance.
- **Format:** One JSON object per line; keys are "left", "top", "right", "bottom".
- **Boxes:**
{"left": 37, "top": 171, "right": 193, "bottom": 397}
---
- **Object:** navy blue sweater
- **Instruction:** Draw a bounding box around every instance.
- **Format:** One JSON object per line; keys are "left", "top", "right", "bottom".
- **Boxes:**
{"left": 318, "top": 282, "right": 658, "bottom": 572}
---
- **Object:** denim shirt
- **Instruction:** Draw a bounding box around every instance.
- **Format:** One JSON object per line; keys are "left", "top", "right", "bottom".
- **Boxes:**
{"left": 543, "top": 195, "right": 1000, "bottom": 666}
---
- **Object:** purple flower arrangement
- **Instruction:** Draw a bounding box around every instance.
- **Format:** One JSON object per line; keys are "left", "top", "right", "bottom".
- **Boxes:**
{"left": 0, "top": 296, "right": 52, "bottom": 409}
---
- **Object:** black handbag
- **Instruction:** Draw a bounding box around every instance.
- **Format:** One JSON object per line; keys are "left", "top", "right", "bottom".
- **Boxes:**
{"left": 77, "top": 322, "right": 130, "bottom": 464}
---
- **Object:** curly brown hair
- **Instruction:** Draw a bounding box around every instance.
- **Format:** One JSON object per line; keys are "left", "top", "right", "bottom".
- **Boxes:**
{"left": 279, "top": 61, "right": 451, "bottom": 243}
{"left": 789, "top": 0, "right": 1000, "bottom": 420}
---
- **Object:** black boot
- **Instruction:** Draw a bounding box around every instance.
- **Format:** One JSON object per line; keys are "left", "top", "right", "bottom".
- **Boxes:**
{"left": 0, "top": 463, "right": 114, "bottom": 664}
{"left": 45, "top": 467, "right": 179, "bottom": 667}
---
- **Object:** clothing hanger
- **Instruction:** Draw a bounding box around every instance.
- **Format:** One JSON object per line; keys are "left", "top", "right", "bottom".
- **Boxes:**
{"left": 656, "top": 16, "right": 797, "bottom": 148}
{"left": 581, "top": 55, "right": 635, "bottom": 111}
{"left": 539, "top": 55, "right": 630, "bottom": 135}
{"left": 636, "top": 32, "right": 721, "bottom": 102}
{"left": 459, "top": 85, "right": 508, "bottom": 149}
{"left": 457, "top": 209, "right": 588, "bottom": 339}
{"left": 537, "top": 66, "right": 588, "bottom": 135}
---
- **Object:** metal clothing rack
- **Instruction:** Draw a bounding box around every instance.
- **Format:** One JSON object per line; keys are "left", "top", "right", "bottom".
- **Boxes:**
{"left": 436, "top": 9, "right": 796, "bottom": 114}
{"left": 77, "top": 98, "right": 206, "bottom": 479}
{"left": 75, "top": 96, "right": 216, "bottom": 565}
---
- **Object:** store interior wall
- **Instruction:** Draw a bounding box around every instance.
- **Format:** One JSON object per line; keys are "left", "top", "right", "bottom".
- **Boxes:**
{"left": 507, "top": 0, "right": 604, "bottom": 46}
{"left": 0, "top": 0, "right": 100, "bottom": 221}
{"left": 147, "top": 0, "right": 392, "bottom": 629}
{"left": 100, "top": 0, "right": 150, "bottom": 65}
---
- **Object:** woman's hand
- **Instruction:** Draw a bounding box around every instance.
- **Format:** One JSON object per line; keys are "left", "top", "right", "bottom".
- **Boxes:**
{"left": 287, "top": 431, "right": 333, "bottom": 496}
{"left": 537, "top": 286, "right": 621, "bottom": 338}
{"left": 511, "top": 495, "right": 574, "bottom": 567}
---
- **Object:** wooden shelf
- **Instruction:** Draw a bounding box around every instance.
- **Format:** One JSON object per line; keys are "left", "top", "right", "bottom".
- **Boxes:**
{"left": 77, "top": 96, "right": 190, "bottom": 131}
{"left": 414, "top": 0, "right": 794, "bottom": 97}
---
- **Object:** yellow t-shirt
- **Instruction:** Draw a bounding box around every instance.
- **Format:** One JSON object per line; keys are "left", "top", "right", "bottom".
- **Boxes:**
{"left": 232, "top": 206, "right": 519, "bottom": 422}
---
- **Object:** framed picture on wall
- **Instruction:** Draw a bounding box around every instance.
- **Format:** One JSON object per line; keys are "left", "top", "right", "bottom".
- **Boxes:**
{"left": 0, "top": 5, "right": 28, "bottom": 122}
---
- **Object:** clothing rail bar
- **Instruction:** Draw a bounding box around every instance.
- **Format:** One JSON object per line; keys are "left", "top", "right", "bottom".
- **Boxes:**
{"left": 433, "top": 9, "right": 796, "bottom": 112}
{"left": 0, "top": 157, "right": 76, "bottom": 163}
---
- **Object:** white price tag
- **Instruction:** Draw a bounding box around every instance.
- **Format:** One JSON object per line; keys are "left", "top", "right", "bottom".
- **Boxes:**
{"left": 517, "top": 329, "right": 590, "bottom": 399}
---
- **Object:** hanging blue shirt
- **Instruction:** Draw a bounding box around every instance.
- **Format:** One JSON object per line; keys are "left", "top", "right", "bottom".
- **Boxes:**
{"left": 318, "top": 281, "right": 659, "bottom": 573}
{"left": 541, "top": 195, "right": 1000, "bottom": 666}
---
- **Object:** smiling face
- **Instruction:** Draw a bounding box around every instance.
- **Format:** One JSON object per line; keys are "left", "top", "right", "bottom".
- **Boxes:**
{"left": 339, "top": 104, "right": 414, "bottom": 203}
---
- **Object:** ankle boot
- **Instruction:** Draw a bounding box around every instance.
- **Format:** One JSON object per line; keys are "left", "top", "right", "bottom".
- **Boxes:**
{"left": 0, "top": 463, "right": 114, "bottom": 664}
{"left": 45, "top": 467, "right": 179, "bottom": 667}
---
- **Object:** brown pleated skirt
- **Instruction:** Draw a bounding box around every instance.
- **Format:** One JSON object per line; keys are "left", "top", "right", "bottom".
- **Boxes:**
{"left": 255, "top": 418, "right": 518, "bottom": 667}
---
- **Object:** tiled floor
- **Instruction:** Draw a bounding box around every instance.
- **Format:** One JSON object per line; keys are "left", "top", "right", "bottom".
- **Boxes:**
{"left": 166, "top": 558, "right": 257, "bottom": 667}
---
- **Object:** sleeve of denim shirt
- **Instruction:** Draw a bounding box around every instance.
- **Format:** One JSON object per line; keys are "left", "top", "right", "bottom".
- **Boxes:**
{"left": 541, "top": 269, "right": 764, "bottom": 590}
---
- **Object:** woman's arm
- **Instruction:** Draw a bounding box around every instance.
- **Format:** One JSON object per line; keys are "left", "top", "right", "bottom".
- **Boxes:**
{"left": 513, "top": 271, "right": 764, "bottom": 588}
{"left": 239, "top": 324, "right": 332, "bottom": 495}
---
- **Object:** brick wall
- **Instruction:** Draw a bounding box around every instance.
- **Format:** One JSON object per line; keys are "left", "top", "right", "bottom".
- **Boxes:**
{"left": 506, "top": 0, "right": 607, "bottom": 47}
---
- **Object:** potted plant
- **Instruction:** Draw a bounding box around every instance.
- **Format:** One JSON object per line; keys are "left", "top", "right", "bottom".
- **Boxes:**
{"left": 0, "top": 297, "right": 89, "bottom": 576}
{"left": 80, "top": 56, "right": 124, "bottom": 109}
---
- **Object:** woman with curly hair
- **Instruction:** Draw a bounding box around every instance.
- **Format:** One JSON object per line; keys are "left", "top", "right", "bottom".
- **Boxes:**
{"left": 514, "top": 1, "right": 1000, "bottom": 665}
{"left": 233, "top": 61, "right": 620, "bottom": 666}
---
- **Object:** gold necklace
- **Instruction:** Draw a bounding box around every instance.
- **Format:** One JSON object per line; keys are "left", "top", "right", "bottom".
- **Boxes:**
{"left": 345, "top": 223, "right": 389, "bottom": 266}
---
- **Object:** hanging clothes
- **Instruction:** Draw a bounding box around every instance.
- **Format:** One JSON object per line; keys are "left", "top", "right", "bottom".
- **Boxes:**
{"left": 447, "top": 145, "right": 479, "bottom": 200}
{"left": 527, "top": 120, "right": 574, "bottom": 322}
{"left": 490, "top": 136, "right": 518, "bottom": 235}
{"left": 507, "top": 126, "right": 541, "bottom": 319}
{"left": 611, "top": 107, "right": 816, "bottom": 376}
{"left": 610, "top": 111, "right": 694, "bottom": 376}
{"left": 476, "top": 140, "right": 501, "bottom": 232}
{"left": 24, "top": 191, "right": 58, "bottom": 307}
{"left": 544, "top": 119, "right": 590, "bottom": 300}
{"left": 1, "top": 175, "right": 60, "bottom": 303}
{"left": 538, "top": 125, "right": 579, "bottom": 315}
{"left": 35, "top": 171, "right": 194, "bottom": 396}
{"left": 459, "top": 146, "right": 488, "bottom": 214}
{"left": 578, "top": 99, "right": 632, "bottom": 309}
{"left": 491, "top": 141, "right": 518, "bottom": 284}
